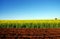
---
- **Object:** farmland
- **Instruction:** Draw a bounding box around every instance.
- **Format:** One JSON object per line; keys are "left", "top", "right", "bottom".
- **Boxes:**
{"left": 0, "top": 20, "right": 60, "bottom": 28}
{"left": 0, "top": 20, "right": 60, "bottom": 39}
{"left": 0, "top": 28, "right": 60, "bottom": 39}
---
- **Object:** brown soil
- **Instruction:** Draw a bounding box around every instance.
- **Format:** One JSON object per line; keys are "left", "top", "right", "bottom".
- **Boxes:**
{"left": 0, "top": 28, "right": 60, "bottom": 39}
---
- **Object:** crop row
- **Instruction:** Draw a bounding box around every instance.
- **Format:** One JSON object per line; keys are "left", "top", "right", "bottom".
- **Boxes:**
{"left": 0, "top": 23, "right": 60, "bottom": 28}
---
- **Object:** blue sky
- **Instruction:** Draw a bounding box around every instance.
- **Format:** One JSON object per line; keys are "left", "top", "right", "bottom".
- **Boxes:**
{"left": 0, "top": 0, "right": 60, "bottom": 20}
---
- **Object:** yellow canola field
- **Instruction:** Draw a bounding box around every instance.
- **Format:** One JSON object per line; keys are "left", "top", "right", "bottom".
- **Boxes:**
{"left": 0, "top": 20, "right": 60, "bottom": 23}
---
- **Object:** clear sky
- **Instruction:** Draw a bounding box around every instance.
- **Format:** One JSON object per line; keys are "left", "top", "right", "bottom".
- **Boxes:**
{"left": 0, "top": 0, "right": 60, "bottom": 20}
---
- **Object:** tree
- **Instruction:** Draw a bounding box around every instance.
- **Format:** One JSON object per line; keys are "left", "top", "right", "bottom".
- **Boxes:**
{"left": 55, "top": 18, "right": 57, "bottom": 20}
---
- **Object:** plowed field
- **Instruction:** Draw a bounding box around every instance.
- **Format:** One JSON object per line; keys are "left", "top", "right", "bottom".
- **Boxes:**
{"left": 0, "top": 28, "right": 60, "bottom": 39}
